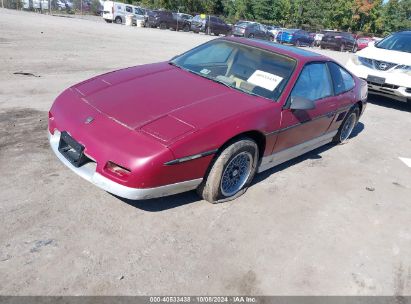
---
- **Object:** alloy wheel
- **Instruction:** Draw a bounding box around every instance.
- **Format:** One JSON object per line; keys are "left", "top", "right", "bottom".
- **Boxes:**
{"left": 220, "top": 152, "right": 252, "bottom": 197}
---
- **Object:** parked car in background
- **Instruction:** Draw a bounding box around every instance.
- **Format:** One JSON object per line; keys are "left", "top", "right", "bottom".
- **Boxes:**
{"left": 173, "top": 13, "right": 193, "bottom": 31}
{"left": 233, "top": 22, "right": 274, "bottom": 41}
{"left": 346, "top": 30, "right": 411, "bottom": 103}
{"left": 147, "top": 10, "right": 191, "bottom": 31}
{"left": 49, "top": 37, "right": 367, "bottom": 204}
{"left": 177, "top": 13, "right": 193, "bottom": 23}
{"left": 266, "top": 26, "right": 282, "bottom": 39}
{"left": 277, "top": 29, "right": 314, "bottom": 46}
{"left": 102, "top": 1, "right": 144, "bottom": 24}
{"left": 356, "top": 36, "right": 375, "bottom": 50}
{"left": 191, "top": 15, "right": 231, "bottom": 36}
{"left": 321, "top": 31, "right": 358, "bottom": 52}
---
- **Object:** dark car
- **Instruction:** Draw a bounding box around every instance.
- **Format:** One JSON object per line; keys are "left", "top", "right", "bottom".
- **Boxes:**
{"left": 321, "top": 31, "right": 358, "bottom": 52}
{"left": 233, "top": 22, "right": 274, "bottom": 41}
{"left": 276, "top": 29, "right": 314, "bottom": 46}
{"left": 147, "top": 10, "right": 190, "bottom": 31}
{"left": 191, "top": 15, "right": 231, "bottom": 36}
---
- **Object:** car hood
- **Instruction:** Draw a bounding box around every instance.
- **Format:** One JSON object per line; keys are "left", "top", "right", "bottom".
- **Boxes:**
{"left": 72, "top": 62, "right": 267, "bottom": 144}
{"left": 357, "top": 46, "right": 411, "bottom": 65}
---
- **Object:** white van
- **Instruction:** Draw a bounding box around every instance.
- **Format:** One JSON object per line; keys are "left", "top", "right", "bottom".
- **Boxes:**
{"left": 102, "top": 1, "right": 144, "bottom": 24}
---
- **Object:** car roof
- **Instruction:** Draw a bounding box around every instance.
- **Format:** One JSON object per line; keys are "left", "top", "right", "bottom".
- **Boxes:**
{"left": 222, "top": 37, "right": 326, "bottom": 62}
{"left": 396, "top": 30, "right": 411, "bottom": 35}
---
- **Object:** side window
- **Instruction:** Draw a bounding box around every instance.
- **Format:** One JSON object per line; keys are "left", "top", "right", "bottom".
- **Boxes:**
{"left": 135, "top": 8, "right": 143, "bottom": 15}
{"left": 328, "top": 62, "right": 355, "bottom": 95}
{"left": 290, "top": 63, "right": 332, "bottom": 102}
{"left": 125, "top": 6, "right": 132, "bottom": 13}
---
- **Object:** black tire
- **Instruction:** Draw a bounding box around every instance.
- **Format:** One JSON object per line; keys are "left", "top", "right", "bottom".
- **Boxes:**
{"left": 183, "top": 24, "right": 190, "bottom": 32}
{"left": 197, "top": 138, "right": 259, "bottom": 204}
{"left": 159, "top": 22, "right": 167, "bottom": 29}
{"left": 248, "top": 33, "right": 254, "bottom": 38}
{"left": 296, "top": 40, "right": 301, "bottom": 47}
{"left": 105, "top": 19, "right": 112, "bottom": 23}
{"left": 114, "top": 16, "right": 122, "bottom": 24}
{"left": 352, "top": 45, "right": 358, "bottom": 53}
{"left": 333, "top": 105, "right": 360, "bottom": 144}
{"left": 225, "top": 30, "right": 232, "bottom": 37}
{"left": 269, "top": 36, "right": 274, "bottom": 42}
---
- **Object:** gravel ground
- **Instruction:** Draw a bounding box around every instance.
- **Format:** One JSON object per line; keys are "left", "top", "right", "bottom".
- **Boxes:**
{"left": 1, "top": 8, "right": 411, "bottom": 296}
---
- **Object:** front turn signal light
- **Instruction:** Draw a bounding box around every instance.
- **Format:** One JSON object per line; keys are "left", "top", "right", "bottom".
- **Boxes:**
{"left": 105, "top": 161, "right": 131, "bottom": 179}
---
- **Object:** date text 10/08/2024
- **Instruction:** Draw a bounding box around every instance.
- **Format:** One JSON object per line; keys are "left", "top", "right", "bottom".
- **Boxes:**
{"left": 149, "top": 297, "right": 257, "bottom": 303}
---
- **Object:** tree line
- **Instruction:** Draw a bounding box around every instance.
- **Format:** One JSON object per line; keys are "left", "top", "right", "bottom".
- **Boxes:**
{"left": 137, "top": 0, "right": 411, "bottom": 36}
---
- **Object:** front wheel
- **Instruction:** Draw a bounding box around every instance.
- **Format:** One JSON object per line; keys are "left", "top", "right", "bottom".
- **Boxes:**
{"left": 197, "top": 139, "right": 259, "bottom": 204}
{"left": 114, "top": 16, "right": 122, "bottom": 24}
{"left": 334, "top": 106, "right": 359, "bottom": 143}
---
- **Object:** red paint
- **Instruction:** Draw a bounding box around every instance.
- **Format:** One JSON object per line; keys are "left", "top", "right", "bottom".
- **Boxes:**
{"left": 49, "top": 37, "right": 364, "bottom": 189}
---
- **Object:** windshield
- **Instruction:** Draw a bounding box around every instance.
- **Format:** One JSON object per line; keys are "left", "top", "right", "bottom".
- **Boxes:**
{"left": 376, "top": 33, "right": 411, "bottom": 53}
{"left": 171, "top": 40, "right": 296, "bottom": 101}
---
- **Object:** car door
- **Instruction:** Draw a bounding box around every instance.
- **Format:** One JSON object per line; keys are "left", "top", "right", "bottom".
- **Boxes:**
{"left": 134, "top": 7, "right": 144, "bottom": 21}
{"left": 125, "top": 5, "right": 132, "bottom": 14}
{"left": 216, "top": 17, "right": 225, "bottom": 34}
{"left": 272, "top": 62, "right": 339, "bottom": 154}
{"left": 326, "top": 62, "right": 357, "bottom": 132}
{"left": 258, "top": 24, "right": 266, "bottom": 39}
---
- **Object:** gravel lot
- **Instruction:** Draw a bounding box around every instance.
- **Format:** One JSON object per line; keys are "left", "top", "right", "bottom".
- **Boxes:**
{"left": 1, "top": 8, "right": 411, "bottom": 296}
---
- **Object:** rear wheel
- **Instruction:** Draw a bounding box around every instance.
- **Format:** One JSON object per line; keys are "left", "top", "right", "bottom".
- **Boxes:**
{"left": 334, "top": 106, "right": 359, "bottom": 143}
{"left": 114, "top": 16, "right": 122, "bottom": 24}
{"left": 197, "top": 139, "right": 259, "bottom": 204}
{"left": 183, "top": 24, "right": 190, "bottom": 32}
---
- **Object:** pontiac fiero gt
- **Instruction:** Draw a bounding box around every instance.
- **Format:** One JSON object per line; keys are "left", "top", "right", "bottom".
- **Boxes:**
{"left": 48, "top": 37, "right": 367, "bottom": 203}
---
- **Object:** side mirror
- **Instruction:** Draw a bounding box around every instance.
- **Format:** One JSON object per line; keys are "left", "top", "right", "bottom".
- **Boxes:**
{"left": 289, "top": 96, "right": 315, "bottom": 110}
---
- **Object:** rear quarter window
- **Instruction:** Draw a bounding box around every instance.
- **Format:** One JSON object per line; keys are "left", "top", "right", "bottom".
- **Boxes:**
{"left": 328, "top": 62, "right": 355, "bottom": 95}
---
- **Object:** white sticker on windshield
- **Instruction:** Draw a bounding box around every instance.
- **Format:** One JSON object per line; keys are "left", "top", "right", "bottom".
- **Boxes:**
{"left": 247, "top": 70, "right": 283, "bottom": 91}
{"left": 200, "top": 68, "right": 211, "bottom": 75}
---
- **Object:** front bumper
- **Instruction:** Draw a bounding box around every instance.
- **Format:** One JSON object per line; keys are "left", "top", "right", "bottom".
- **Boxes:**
{"left": 346, "top": 59, "right": 411, "bottom": 102}
{"left": 49, "top": 130, "right": 202, "bottom": 200}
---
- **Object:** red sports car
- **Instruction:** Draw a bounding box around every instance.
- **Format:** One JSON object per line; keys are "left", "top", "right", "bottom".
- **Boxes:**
{"left": 48, "top": 37, "right": 367, "bottom": 203}
{"left": 356, "top": 36, "right": 374, "bottom": 50}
